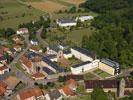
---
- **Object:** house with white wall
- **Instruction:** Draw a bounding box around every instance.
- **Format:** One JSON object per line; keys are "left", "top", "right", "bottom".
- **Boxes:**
{"left": 71, "top": 47, "right": 96, "bottom": 62}
{"left": 16, "top": 28, "right": 29, "bottom": 35}
{"left": 76, "top": 16, "right": 94, "bottom": 22}
{"left": 56, "top": 18, "right": 77, "bottom": 27}
{"left": 71, "top": 59, "right": 99, "bottom": 75}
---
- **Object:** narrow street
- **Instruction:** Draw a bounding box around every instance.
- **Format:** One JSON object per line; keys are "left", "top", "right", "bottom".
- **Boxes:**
{"left": 36, "top": 26, "right": 49, "bottom": 48}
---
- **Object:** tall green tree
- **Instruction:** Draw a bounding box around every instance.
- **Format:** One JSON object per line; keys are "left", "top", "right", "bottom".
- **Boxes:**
{"left": 91, "top": 87, "right": 108, "bottom": 100}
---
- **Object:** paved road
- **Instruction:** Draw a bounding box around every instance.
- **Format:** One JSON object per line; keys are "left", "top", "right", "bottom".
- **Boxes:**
{"left": 8, "top": 34, "right": 35, "bottom": 86}
{"left": 36, "top": 26, "right": 49, "bottom": 48}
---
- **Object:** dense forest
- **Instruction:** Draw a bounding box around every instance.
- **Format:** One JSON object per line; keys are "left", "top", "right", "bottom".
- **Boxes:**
{"left": 81, "top": 0, "right": 133, "bottom": 68}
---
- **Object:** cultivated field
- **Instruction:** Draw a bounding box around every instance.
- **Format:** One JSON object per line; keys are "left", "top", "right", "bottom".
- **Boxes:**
{"left": 30, "top": 1, "right": 67, "bottom": 13}
{"left": 0, "top": 0, "right": 44, "bottom": 29}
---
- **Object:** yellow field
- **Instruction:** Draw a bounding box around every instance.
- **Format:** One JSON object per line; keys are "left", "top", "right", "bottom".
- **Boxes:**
{"left": 30, "top": 1, "right": 67, "bottom": 13}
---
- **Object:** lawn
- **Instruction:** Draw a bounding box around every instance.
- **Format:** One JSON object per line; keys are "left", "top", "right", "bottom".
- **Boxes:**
{"left": 55, "top": 56, "right": 82, "bottom": 68}
{"left": 15, "top": 62, "right": 23, "bottom": 70}
{"left": 93, "top": 69, "right": 111, "bottom": 79}
{"left": 0, "top": 0, "right": 44, "bottom": 29}
{"left": 68, "top": 56, "right": 82, "bottom": 66}
{"left": 77, "top": 83, "right": 85, "bottom": 93}
{"left": 15, "top": 82, "right": 26, "bottom": 91}
{"left": 84, "top": 72, "right": 96, "bottom": 80}
{"left": 46, "top": 11, "right": 97, "bottom": 45}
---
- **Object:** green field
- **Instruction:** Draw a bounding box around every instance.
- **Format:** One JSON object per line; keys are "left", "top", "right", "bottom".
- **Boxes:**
{"left": 84, "top": 72, "right": 96, "bottom": 80}
{"left": 0, "top": 0, "right": 44, "bottom": 29}
{"left": 46, "top": 26, "right": 95, "bottom": 45}
{"left": 93, "top": 69, "right": 111, "bottom": 79}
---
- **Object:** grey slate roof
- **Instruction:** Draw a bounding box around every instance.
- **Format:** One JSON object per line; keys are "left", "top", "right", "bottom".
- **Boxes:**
{"left": 25, "top": 52, "right": 38, "bottom": 59}
{"left": 58, "top": 18, "right": 76, "bottom": 24}
{"left": 45, "top": 54, "right": 57, "bottom": 59}
{"left": 42, "top": 67, "right": 55, "bottom": 75}
{"left": 72, "top": 47, "right": 96, "bottom": 59}
{"left": 43, "top": 57, "right": 64, "bottom": 72}
{"left": 101, "top": 58, "right": 120, "bottom": 69}
{"left": 49, "top": 45, "right": 60, "bottom": 53}
{"left": 49, "top": 90, "right": 62, "bottom": 100}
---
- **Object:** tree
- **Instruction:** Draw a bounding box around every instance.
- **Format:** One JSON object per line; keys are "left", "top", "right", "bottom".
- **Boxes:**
{"left": 47, "top": 82, "right": 55, "bottom": 87}
{"left": 91, "top": 87, "right": 108, "bottom": 100}
{"left": 58, "top": 76, "right": 66, "bottom": 82}
{"left": 69, "top": 6, "right": 77, "bottom": 13}
{"left": 80, "top": 2, "right": 133, "bottom": 67}
{"left": 82, "top": 35, "right": 89, "bottom": 48}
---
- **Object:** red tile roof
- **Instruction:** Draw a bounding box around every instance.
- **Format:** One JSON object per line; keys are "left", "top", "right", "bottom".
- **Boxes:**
{"left": 66, "top": 79, "right": 77, "bottom": 86}
{"left": 20, "top": 56, "right": 32, "bottom": 69}
{"left": 33, "top": 56, "right": 42, "bottom": 62}
{"left": 32, "top": 72, "right": 45, "bottom": 78}
{"left": 62, "top": 79, "right": 77, "bottom": 96}
{"left": 0, "top": 66, "right": 8, "bottom": 71}
{"left": 62, "top": 85, "right": 76, "bottom": 96}
{"left": 0, "top": 81, "right": 7, "bottom": 96}
{"left": 18, "top": 88, "right": 43, "bottom": 100}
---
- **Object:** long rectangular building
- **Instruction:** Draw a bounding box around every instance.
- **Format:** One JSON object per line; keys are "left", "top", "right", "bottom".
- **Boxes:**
{"left": 71, "top": 47, "right": 96, "bottom": 62}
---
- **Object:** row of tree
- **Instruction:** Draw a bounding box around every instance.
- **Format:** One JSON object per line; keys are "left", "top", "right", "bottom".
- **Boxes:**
{"left": 19, "top": 16, "right": 50, "bottom": 39}
{"left": 81, "top": 0, "right": 133, "bottom": 68}
{"left": 0, "top": 28, "right": 15, "bottom": 39}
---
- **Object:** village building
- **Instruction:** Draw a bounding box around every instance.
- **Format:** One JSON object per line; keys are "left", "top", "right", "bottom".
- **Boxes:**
{"left": 12, "top": 36, "right": 23, "bottom": 44}
{"left": 60, "top": 79, "right": 77, "bottom": 97}
{"left": 71, "top": 47, "right": 96, "bottom": 62}
{"left": 99, "top": 58, "right": 120, "bottom": 75}
{"left": 16, "top": 28, "right": 29, "bottom": 35}
{"left": 32, "top": 72, "right": 45, "bottom": 80}
{"left": 84, "top": 78, "right": 133, "bottom": 98}
{"left": 14, "top": 45, "right": 22, "bottom": 52}
{"left": 71, "top": 60, "right": 99, "bottom": 75}
{"left": 4, "top": 76, "right": 21, "bottom": 90}
{"left": 0, "top": 64, "right": 9, "bottom": 75}
{"left": 45, "top": 90, "right": 63, "bottom": 100}
{"left": 56, "top": 18, "right": 77, "bottom": 27}
{"left": 30, "top": 39, "right": 39, "bottom": 45}
{"left": 16, "top": 88, "right": 45, "bottom": 100}
{"left": 0, "top": 56, "right": 7, "bottom": 65}
{"left": 0, "top": 81, "right": 8, "bottom": 97}
{"left": 76, "top": 15, "right": 94, "bottom": 22}
{"left": 42, "top": 57, "right": 64, "bottom": 74}
{"left": 70, "top": 47, "right": 120, "bottom": 75}
{"left": 29, "top": 46, "right": 42, "bottom": 53}
{"left": 20, "top": 56, "right": 34, "bottom": 74}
